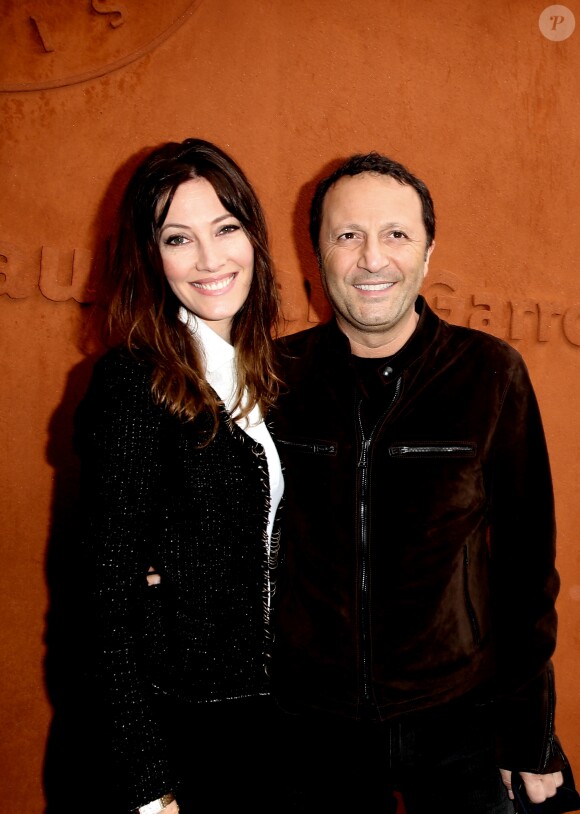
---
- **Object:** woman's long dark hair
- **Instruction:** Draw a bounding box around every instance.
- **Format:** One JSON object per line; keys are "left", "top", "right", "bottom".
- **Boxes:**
{"left": 103, "top": 138, "right": 282, "bottom": 437}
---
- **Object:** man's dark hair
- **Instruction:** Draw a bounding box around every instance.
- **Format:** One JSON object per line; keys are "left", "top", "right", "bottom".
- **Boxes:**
{"left": 309, "top": 152, "right": 436, "bottom": 264}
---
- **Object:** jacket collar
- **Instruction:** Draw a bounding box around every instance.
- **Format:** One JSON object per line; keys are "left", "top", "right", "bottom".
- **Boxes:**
{"left": 320, "top": 295, "right": 441, "bottom": 384}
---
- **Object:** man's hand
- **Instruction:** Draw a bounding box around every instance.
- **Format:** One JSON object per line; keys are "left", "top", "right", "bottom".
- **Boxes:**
{"left": 500, "top": 768, "right": 563, "bottom": 803}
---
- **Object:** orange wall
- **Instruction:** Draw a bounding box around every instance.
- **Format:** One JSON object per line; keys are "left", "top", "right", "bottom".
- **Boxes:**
{"left": 1, "top": 1, "right": 579, "bottom": 809}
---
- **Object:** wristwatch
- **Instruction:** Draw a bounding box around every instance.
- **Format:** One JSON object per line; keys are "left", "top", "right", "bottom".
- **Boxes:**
{"left": 136, "top": 793, "right": 175, "bottom": 814}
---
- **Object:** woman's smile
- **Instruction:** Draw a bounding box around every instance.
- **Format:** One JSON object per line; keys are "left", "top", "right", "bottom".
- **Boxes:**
{"left": 190, "top": 272, "right": 238, "bottom": 293}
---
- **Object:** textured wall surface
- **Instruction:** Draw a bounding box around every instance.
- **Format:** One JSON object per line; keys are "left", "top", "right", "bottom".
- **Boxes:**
{"left": 1, "top": 1, "right": 579, "bottom": 810}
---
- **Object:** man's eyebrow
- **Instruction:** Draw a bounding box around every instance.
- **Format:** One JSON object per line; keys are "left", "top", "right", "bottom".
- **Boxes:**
{"left": 330, "top": 220, "right": 410, "bottom": 231}
{"left": 329, "top": 222, "right": 363, "bottom": 232}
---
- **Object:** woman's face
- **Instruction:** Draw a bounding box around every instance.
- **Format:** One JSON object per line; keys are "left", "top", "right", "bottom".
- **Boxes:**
{"left": 158, "top": 177, "right": 254, "bottom": 341}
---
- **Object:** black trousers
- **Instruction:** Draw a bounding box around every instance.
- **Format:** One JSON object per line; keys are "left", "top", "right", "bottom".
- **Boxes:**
{"left": 273, "top": 698, "right": 515, "bottom": 814}
{"left": 163, "top": 694, "right": 282, "bottom": 814}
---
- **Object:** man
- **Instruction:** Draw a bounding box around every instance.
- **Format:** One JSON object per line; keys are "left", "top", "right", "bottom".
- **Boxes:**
{"left": 271, "top": 153, "right": 576, "bottom": 813}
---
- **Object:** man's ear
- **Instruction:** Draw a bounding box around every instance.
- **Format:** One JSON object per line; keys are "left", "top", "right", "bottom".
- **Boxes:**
{"left": 423, "top": 240, "right": 435, "bottom": 278}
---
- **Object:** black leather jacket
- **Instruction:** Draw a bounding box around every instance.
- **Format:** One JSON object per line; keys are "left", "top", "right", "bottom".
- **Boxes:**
{"left": 271, "top": 296, "right": 565, "bottom": 773}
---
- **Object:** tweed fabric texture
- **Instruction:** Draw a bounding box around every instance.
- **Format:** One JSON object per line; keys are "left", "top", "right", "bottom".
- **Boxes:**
{"left": 74, "top": 347, "right": 275, "bottom": 808}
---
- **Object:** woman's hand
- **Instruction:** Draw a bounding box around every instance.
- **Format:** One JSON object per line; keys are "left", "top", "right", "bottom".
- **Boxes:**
{"left": 146, "top": 566, "right": 161, "bottom": 586}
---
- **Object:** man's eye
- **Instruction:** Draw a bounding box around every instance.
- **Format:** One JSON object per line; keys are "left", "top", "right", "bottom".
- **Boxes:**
{"left": 338, "top": 232, "right": 358, "bottom": 241}
{"left": 390, "top": 231, "right": 407, "bottom": 240}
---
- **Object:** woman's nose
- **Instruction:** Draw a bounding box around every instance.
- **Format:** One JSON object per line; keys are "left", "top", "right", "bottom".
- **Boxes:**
{"left": 195, "top": 239, "right": 224, "bottom": 272}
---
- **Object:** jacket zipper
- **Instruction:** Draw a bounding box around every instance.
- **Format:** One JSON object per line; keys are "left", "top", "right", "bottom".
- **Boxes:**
{"left": 358, "top": 432, "right": 372, "bottom": 705}
{"left": 356, "top": 377, "right": 402, "bottom": 708}
{"left": 463, "top": 545, "right": 481, "bottom": 646}
{"left": 276, "top": 439, "right": 337, "bottom": 455}
{"left": 390, "top": 443, "right": 475, "bottom": 457}
{"left": 541, "top": 664, "right": 557, "bottom": 770}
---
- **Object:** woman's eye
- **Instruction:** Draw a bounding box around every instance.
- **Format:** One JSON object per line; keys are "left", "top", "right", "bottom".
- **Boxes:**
{"left": 219, "top": 223, "right": 240, "bottom": 235}
{"left": 164, "top": 234, "right": 188, "bottom": 246}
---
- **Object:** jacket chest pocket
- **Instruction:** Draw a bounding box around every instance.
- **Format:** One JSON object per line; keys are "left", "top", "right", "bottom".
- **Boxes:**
{"left": 276, "top": 437, "right": 338, "bottom": 456}
{"left": 389, "top": 441, "right": 476, "bottom": 459}
{"left": 385, "top": 440, "right": 482, "bottom": 518}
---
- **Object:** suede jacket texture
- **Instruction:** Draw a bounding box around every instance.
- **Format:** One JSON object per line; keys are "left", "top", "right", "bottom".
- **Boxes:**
{"left": 74, "top": 348, "right": 275, "bottom": 809}
{"left": 271, "top": 295, "right": 566, "bottom": 774}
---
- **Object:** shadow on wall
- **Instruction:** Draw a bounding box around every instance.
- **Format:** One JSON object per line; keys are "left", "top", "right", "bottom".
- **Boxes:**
{"left": 40, "top": 144, "right": 163, "bottom": 814}
{"left": 41, "top": 354, "right": 118, "bottom": 814}
{"left": 289, "top": 156, "right": 339, "bottom": 326}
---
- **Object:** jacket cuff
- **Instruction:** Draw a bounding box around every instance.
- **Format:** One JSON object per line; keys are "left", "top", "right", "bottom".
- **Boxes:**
{"left": 493, "top": 663, "right": 566, "bottom": 772}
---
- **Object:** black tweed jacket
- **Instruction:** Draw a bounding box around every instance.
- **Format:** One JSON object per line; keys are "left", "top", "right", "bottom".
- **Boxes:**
{"left": 74, "top": 347, "right": 275, "bottom": 809}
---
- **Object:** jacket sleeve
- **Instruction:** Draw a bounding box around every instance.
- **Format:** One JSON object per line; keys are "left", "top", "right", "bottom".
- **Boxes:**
{"left": 487, "top": 350, "right": 566, "bottom": 773}
{"left": 74, "top": 352, "right": 177, "bottom": 809}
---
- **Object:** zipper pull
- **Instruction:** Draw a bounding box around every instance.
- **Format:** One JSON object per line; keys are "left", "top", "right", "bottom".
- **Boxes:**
{"left": 358, "top": 437, "right": 370, "bottom": 467}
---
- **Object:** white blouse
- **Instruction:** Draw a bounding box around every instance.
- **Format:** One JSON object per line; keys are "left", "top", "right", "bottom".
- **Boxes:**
{"left": 180, "top": 309, "right": 284, "bottom": 550}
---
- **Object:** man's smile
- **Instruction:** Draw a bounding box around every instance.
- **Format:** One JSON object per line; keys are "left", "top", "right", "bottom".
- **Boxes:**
{"left": 353, "top": 281, "right": 395, "bottom": 291}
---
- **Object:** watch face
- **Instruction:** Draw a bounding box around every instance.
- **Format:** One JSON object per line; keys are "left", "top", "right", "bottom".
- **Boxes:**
{"left": 0, "top": 0, "right": 201, "bottom": 92}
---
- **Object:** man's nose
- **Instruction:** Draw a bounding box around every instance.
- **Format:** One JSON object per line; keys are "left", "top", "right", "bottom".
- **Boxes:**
{"left": 358, "top": 235, "right": 390, "bottom": 272}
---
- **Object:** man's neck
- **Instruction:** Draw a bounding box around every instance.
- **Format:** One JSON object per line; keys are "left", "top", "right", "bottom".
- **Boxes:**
{"left": 339, "top": 308, "right": 420, "bottom": 358}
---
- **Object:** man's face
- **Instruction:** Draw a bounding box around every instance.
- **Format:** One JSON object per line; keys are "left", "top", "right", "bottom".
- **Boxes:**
{"left": 318, "top": 172, "right": 434, "bottom": 354}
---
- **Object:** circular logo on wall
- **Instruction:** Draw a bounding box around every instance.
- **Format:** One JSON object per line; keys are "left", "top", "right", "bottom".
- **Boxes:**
{"left": 539, "top": 5, "right": 576, "bottom": 41}
{"left": 0, "top": 0, "right": 202, "bottom": 93}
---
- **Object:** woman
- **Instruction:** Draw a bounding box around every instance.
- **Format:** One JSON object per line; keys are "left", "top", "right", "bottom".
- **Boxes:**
{"left": 75, "top": 138, "right": 284, "bottom": 814}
